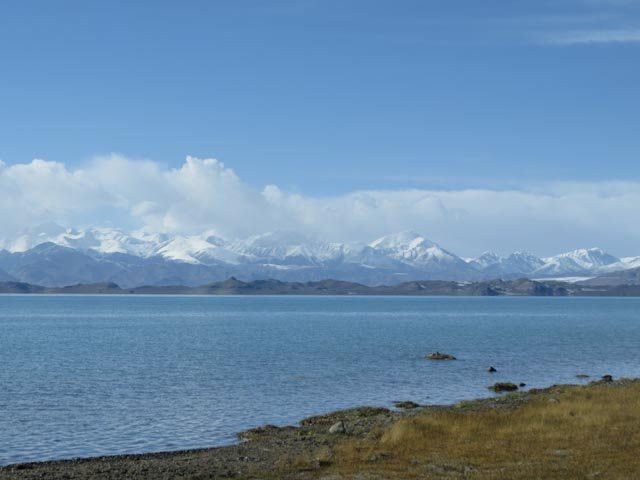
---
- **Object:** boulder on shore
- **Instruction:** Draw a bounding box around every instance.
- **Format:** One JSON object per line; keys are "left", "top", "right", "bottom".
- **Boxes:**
{"left": 426, "top": 352, "right": 456, "bottom": 360}
{"left": 601, "top": 374, "right": 613, "bottom": 383}
{"left": 489, "top": 382, "right": 519, "bottom": 392}
{"left": 329, "top": 421, "right": 347, "bottom": 434}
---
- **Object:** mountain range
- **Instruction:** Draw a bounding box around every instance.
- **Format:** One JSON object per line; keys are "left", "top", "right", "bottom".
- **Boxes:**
{"left": 0, "top": 226, "right": 638, "bottom": 288}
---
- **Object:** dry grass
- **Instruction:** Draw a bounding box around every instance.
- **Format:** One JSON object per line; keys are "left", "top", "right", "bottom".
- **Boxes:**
{"left": 328, "top": 381, "right": 640, "bottom": 479}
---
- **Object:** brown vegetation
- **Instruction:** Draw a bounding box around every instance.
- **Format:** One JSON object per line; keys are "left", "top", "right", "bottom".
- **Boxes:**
{"left": 327, "top": 380, "right": 640, "bottom": 479}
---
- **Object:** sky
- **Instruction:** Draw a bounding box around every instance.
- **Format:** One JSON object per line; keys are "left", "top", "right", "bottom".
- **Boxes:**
{"left": 0, "top": 0, "right": 639, "bottom": 256}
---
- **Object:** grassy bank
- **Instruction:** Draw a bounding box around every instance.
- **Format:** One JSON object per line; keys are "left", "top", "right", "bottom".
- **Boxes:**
{"left": 2, "top": 379, "right": 639, "bottom": 479}
{"left": 327, "top": 379, "right": 640, "bottom": 479}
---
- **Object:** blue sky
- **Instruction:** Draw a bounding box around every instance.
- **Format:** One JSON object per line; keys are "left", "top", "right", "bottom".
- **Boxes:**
{"left": 1, "top": 1, "right": 639, "bottom": 255}
{"left": 2, "top": 0, "right": 639, "bottom": 191}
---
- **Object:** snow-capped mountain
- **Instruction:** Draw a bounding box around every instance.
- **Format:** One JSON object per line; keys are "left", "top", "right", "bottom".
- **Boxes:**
{"left": 1, "top": 226, "right": 163, "bottom": 256}
{"left": 154, "top": 234, "right": 240, "bottom": 265}
{"left": 228, "top": 231, "right": 348, "bottom": 266}
{"left": 468, "top": 251, "right": 545, "bottom": 276}
{"left": 537, "top": 248, "right": 621, "bottom": 276}
{"left": 468, "top": 247, "right": 633, "bottom": 279}
{"left": 369, "top": 231, "right": 469, "bottom": 268}
{"left": 0, "top": 226, "right": 638, "bottom": 287}
{"left": 468, "top": 252, "right": 500, "bottom": 270}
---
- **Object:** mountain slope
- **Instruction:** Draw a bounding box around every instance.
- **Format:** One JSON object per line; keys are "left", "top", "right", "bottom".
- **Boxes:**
{"left": 0, "top": 265, "right": 15, "bottom": 282}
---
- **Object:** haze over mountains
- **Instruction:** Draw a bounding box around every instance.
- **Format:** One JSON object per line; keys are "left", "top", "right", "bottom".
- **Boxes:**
{"left": 0, "top": 226, "right": 638, "bottom": 288}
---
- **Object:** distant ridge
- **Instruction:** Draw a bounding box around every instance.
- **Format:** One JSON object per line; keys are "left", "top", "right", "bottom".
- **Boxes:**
{"left": 2, "top": 277, "right": 640, "bottom": 296}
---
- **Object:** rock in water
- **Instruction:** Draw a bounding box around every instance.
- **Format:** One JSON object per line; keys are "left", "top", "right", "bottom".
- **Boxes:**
{"left": 489, "top": 382, "right": 519, "bottom": 392}
{"left": 426, "top": 352, "right": 456, "bottom": 360}
{"left": 393, "top": 401, "right": 421, "bottom": 409}
{"left": 488, "top": 366, "right": 497, "bottom": 373}
{"left": 576, "top": 374, "right": 590, "bottom": 379}
{"left": 329, "top": 421, "right": 347, "bottom": 434}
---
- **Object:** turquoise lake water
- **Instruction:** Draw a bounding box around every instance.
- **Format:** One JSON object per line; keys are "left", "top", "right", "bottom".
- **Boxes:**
{"left": 1, "top": 295, "right": 639, "bottom": 465}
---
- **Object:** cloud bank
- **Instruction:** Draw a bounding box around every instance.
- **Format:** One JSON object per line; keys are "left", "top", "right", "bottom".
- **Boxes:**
{"left": 1, "top": 155, "right": 639, "bottom": 257}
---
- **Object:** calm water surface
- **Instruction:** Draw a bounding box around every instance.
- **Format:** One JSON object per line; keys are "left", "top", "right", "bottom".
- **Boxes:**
{"left": 1, "top": 295, "right": 639, "bottom": 465}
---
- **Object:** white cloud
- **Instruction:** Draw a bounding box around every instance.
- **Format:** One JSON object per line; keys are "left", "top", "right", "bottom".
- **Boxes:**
{"left": 1, "top": 155, "right": 640, "bottom": 256}
{"left": 542, "top": 28, "right": 640, "bottom": 44}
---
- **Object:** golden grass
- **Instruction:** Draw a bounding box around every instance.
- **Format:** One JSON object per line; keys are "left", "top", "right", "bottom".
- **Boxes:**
{"left": 330, "top": 381, "right": 640, "bottom": 479}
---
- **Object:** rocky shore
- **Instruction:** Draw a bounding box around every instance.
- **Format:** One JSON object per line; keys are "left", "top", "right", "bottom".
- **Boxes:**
{"left": 0, "top": 405, "right": 406, "bottom": 480}
{"left": 2, "top": 378, "right": 633, "bottom": 480}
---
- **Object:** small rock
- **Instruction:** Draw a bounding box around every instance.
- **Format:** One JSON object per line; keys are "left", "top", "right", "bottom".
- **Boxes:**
{"left": 519, "top": 382, "right": 526, "bottom": 387}
{"left": 489, "top": 382, "right": 518, "bottom": 392}
{"left": 368, "top": 450, "right": 391, "bottom": 462}
{"left": 393, "top": 400, "right": 421, "bottom": 409}
{"left": 553, "top": 449, "right": 572, "bottom": 457}
{"left": 426, "top": 351, "right": 456, "bottom": 360}
{"left": 576, "top": 374, "right": 590, "bottom": 379}
{"left": 488, "top": 366, "right": 497, "bottom": 373}
{"left": 601, "top": 374, "right": 613, "bottom": 382}
{"left": 548, "top": 398, "right": 559, "bottom": 403}
{"left": 328, "top": 421, "right": 347, "bottom": 434}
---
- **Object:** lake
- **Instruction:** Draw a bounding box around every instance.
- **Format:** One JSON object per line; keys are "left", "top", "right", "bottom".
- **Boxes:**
{"left": 1, "top": 295, "right": 639, "bottom": 465}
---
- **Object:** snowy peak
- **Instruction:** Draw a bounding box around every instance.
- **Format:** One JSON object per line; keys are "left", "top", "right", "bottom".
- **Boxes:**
{"left": 536, "top": 248, "right": 620, "bottom": 276}
{"left": 468, "top": 252, "right": 500, "bottom": 269}
{"left": 369, "top": 231, "right": 437, "bottom": 251}
{"left": 546, "top": 248, "right": 620, "bottom": 269}
{"left": 55, "top": 228, "right": 158, "bottom": 256}
{"left": 1, "top": 226, "right": 161, "bottom": 257}
{"left": 228, "top": 231, "right": 347, "bottom": 265}
{"left": 469, "top": 247, "right": 624, "bottom": 278}
{"left": 504, "top": 252, "right": 546, "bottom": 271}
{"left": 152, "top": 234, "right": 238, "bottom": 265}
{"left": 370, "top": 231, "right": 469, "bottom": 270}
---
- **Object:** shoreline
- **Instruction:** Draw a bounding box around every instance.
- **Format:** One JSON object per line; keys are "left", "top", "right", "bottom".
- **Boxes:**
{"left": 1, "top": 377, "right": 631, "bottom": 480}
{"left": 3, "top": 277, "right": 640, "bottom": 296}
